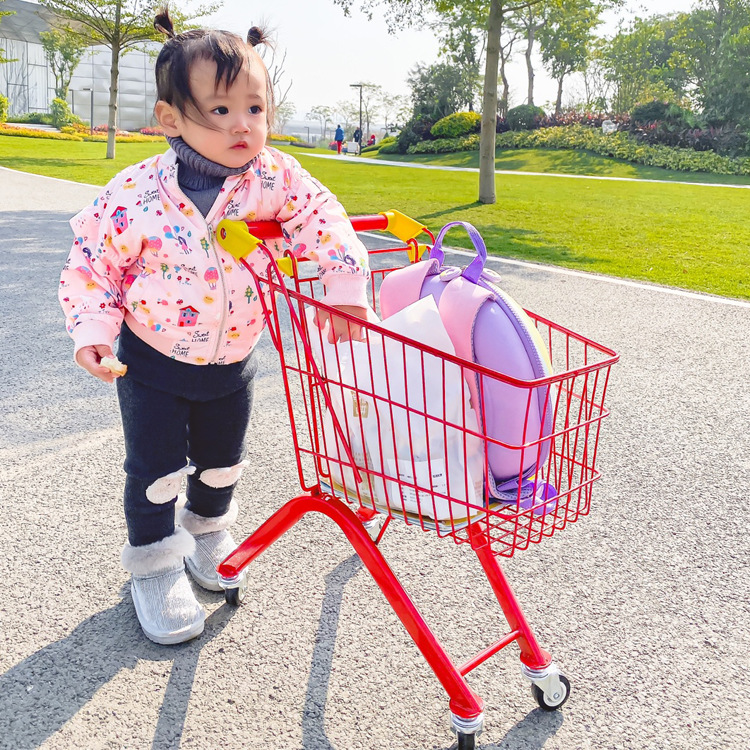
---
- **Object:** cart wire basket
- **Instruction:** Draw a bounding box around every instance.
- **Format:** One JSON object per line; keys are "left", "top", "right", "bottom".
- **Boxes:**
{"left": 214, "top": 211, "right": 619, "bottom": 749}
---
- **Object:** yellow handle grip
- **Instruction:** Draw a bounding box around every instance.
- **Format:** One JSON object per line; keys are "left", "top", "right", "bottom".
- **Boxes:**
{"left": 379, "top": 210, "right": 429, "bottom": 244}
{"left": 215, "top": 219, "right": 262, "bottom": 260}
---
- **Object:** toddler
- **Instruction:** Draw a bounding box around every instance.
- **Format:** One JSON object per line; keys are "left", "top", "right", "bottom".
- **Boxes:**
{"left": 59, "top": 9, "right": 370, "bottom": 644}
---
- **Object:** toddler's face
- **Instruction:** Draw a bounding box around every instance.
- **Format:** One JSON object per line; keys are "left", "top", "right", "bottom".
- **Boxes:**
{"left": 168, "top": 57, "right": 268, "bottom": 168}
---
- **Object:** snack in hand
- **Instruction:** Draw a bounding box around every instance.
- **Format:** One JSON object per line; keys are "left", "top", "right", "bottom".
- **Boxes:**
{"left": 100, "top": 355, "right": 128, "bottom": 377}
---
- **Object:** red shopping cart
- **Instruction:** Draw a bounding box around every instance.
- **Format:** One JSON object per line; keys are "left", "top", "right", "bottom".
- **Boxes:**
{"left": 214, "top": 212, "right": 619, "bottom": 749}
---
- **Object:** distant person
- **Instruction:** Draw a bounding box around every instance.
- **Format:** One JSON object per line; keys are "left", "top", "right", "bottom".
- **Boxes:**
{"left": 367, "top": 134, "right": 376, "bottom": 146}
{"left": 59, "top": 9, "right": 371, "bottom": 646}
{"left": 334, "top": 123, "right": 344, "bottom": 154}
{"left": 353, "top": 127, "right": 362, "bottom": 151}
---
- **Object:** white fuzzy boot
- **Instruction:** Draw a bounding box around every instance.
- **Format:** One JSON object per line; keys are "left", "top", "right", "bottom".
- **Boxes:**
{"left": 121, "top": 527, "right": 205, "bottom": 645}
{"left": 178, "top": 501, "right": 240, "bottom": 592}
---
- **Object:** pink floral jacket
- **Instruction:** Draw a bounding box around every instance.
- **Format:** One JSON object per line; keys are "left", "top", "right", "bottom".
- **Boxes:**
{"left": 59, "top": 146, "right": 370, "bottom": 365}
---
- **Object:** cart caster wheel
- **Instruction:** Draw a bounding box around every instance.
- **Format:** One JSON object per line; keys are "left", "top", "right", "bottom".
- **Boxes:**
{"left": 531, "top": 674, "right": 570, "bottom": 711}
{"left": 456, "top": 731, "right": 476, "bottom": 750}
{"left": 225, "top": 587, "right": 244, "bottom": 606}
{"left": 223, "top": 573, "right": 248, "bottom": 607}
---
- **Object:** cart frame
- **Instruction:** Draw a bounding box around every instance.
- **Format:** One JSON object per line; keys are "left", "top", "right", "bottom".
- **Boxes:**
{"left": 215, "top": 213, "right": 618, "bottom": 748}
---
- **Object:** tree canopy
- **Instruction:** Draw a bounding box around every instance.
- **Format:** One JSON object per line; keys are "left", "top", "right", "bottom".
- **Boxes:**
{"left": 0, "top": 0, "right": 14, "bottom": 65}
{"left": 40, "top": 0, "right": 216, "bottom": 158}
{"left": 40, "top": 27, "right": 88, "bottom": 100}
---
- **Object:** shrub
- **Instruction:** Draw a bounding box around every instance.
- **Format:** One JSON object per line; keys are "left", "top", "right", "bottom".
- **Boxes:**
{"left": 0, "top": 95, "right": 8, "bottom": 124}
{"left": 507, "top": 104, "right": 545, "bottom": 131}
{"left": 537, "top": 110, "right": 630, "bottom": 130}
{"left": 139, "top": 126, "right": 165, "bottom": 136}
{"left": 431, "top": 111, "right": 481, "bottom": 139}
{"left": 631, "top": 100, "right": 697, "bottom": 130}
{"left": 50, "top": 98, "right": 74, "bottom": 129}
{"left": 269, "top": 133, "right": 299, "bottom": 143}
{"left": 630, "top": 121, "right": 749, "bottom": 155}
{"left": 496, "top": 116, "right": 510, "bottom": 133}
{"left": 630, "top": 99, "right": 670, "bottom": 124}
{"left": 396, "top": 115, "right": 437, "bottom": 153}
{"left": 6, "top": 112, "right": 51, "bottom": 125}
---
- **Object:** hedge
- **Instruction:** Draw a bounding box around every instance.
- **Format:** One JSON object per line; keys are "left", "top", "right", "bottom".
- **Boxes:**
{"left": 406, "top": 124, "right": 750, "bottom": 176}
{"left": 408, "top": 134, "right": 480, "bottom": 154}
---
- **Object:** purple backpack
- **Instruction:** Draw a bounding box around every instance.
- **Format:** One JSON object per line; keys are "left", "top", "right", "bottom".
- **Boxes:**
{"left": 379, "top": 221, "right": 554, "bottom": 499}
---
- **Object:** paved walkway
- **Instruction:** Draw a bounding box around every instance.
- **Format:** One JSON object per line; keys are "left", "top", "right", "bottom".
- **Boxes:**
{"left": 0, "top": 167, "right": 748, "bottom": 749}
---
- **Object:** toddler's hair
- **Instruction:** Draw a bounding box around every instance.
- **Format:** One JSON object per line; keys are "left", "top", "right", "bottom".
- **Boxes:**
{"left": 153, "top": 7, "right": 275, "bottom": 128}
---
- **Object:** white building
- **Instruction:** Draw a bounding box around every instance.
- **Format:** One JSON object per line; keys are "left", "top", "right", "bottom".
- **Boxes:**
{"left": 0, "top": 0, "right": 158, "bottom": 131}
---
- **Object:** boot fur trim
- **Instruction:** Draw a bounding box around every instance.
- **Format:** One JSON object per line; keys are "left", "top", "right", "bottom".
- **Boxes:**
{"left": 121, "top": 526, "right": 196, "bottom": 576}
{"left": 177, "top": 500, "right": 239, "bottom": 535}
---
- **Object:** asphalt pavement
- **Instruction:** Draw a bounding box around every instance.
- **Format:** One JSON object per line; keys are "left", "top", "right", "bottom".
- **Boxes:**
{"left": 0, "top": 166, "right": 748, "bottom": 750}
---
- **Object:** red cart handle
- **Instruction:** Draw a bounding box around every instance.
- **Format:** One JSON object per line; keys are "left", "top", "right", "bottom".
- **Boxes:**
{"left": 215, "top": 210, "right": 432, "bottom": 264}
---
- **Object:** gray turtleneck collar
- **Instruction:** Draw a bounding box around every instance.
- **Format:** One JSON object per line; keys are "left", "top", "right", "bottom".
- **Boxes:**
{"left": 167, "top": 136, "right": 257, "bottom": 218}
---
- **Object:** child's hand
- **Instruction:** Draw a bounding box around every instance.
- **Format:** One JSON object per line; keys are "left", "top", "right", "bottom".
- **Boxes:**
{"left": 75, "top": 344, "right": 121, "bottom": 383}
{"left": 314, "top": 305, "right": 368, "bottom": 344}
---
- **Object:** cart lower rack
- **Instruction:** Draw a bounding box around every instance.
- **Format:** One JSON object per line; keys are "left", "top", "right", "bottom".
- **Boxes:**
{"left": 215, "top": 212, "right": 619, "bottom": 748}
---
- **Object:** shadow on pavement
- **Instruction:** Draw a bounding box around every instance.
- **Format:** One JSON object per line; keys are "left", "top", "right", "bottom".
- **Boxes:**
{"left": 300, "top": 553, "right": 565, "bottom": 750}
{"left": 0, "top": 590, "right": 235, "bottom": 750}
{"left": 302, "top": 553, "right": 363, "bottom": 750}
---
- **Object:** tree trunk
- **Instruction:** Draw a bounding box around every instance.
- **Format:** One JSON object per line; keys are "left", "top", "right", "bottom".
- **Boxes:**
{"left": 107, "top": 46, "right": 119, "bottom": 159}
{"left": 555, "top": 75, "right": 564, "bottom": 115}
{"left": 525, "top": 25, "right": 535, "bottom": 106}
{"left": 499, "top": 55, "right": 510, "bottom": 118}
{"left": 479, "top": 0, "right": 503, "bottom": 205}
{"left": 106, "top": 3, "right": 121, "bottom": 159}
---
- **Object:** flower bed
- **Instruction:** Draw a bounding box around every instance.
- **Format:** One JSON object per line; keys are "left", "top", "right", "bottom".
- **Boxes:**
{"left": 0, "top": 124, "right": 82, "bottom": 141}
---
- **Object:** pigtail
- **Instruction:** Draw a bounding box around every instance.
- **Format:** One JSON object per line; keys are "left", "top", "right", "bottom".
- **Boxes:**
{"left": 154, "top": 8, "right": 176, "bottom": 39}
{"left": 247, "top": 26, "right": 271, "bottom": 48}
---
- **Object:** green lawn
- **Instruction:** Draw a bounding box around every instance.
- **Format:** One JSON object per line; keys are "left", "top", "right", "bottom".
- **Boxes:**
{"left": 2, "top": 134, "right": 748, "bottom": 299}
{"left": 369, "top": 146, "right": 750, "bottom": 186}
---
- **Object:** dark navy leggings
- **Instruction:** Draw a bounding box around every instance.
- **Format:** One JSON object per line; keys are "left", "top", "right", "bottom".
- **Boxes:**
{"left": 116, "top": 375, "right": 254, "bottom": 547}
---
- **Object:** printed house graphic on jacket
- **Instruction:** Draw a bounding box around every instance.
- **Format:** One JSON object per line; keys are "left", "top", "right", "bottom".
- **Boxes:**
{"left": 178, "top": 305, "right": 199, "bottom": 327}
{"left": 111, "top": 207, "right": 129, "bottom": 235}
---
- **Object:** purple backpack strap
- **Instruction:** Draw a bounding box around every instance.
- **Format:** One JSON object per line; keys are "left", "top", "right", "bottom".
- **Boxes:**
{"left": 428, "top": 221, "right": 492, "bottom": 413}
{"left": 429, "top": 220, "right": 488, "bottom": 283}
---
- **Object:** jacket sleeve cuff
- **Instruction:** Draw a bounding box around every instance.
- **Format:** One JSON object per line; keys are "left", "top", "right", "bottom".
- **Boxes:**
{"left": 321, "top": 274, "right": 370, "bottom": 309}
{"left": 71, "top": 318, "right": 120, "bottom": 356}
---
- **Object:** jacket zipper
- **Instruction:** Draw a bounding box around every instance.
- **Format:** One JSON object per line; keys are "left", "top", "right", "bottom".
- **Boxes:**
{"left": 208, "top": 223, "right": 229, "bottom": 363}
